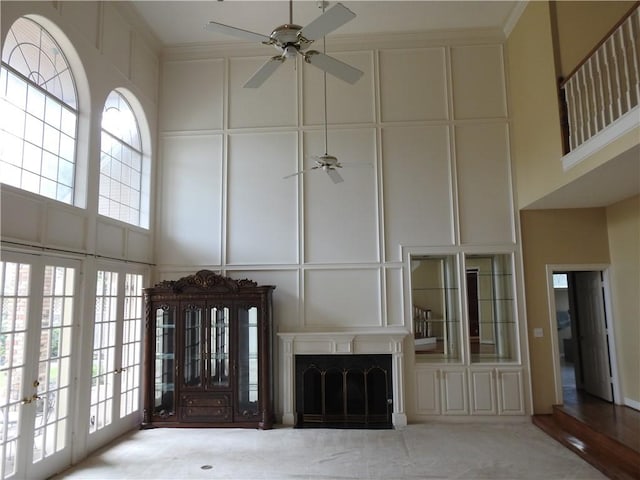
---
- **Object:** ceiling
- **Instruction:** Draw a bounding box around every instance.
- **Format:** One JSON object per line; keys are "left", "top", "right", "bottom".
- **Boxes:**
{"left": 525, "top": 144, "right": 640, "bottom": 210}
{"left": 129, "top": 0, "right": 521, "bottom": 47}
{"left": 129, "top": 0, "right": 639, "bottom": 210}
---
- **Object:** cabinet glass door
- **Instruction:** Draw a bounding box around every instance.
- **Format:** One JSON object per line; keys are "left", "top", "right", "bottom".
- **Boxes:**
{"left": 465, "top": 254, "right": 518, "bottom": 363}
{"left": 183, "top": 305, "right": 203, "bottom": 388}
{"left": 411, "top": 255, "right": 461, "bottom": 361}
{"left": 209, "top": 307, "right": 229, "bottom": 387}
{"left": 236, "top": 306, "right": 259, "bottom": 417}
{"left": 153, "top": 305, "right": 175, "bottom": 417}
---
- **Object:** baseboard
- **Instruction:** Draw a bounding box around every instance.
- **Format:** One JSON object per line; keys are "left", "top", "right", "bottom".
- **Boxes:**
{"left": 624, "top": 397, "right": 640, "bottom": 411}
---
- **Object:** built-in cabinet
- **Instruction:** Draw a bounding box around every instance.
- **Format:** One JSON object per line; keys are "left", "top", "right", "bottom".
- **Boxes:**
{"left": 408, "top": 249, "right": 527, "bottom": 418}
{"left": 142, "top": 270, "right": 275, "bottom": 429}
{"left": 416, "top": 366, "right": 525, "bottom": 416}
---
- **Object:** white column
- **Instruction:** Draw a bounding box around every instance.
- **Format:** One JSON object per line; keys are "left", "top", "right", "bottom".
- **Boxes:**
{"left": 279, "top": 336, "right": 295, "bottom": 425}
{"left": 391, "top": 337, "right": 408, "bottom": 427}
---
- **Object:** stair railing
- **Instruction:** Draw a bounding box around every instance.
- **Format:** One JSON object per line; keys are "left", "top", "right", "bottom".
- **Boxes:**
{"left": 560, "top": 4, "right": 639, "bottom": 154}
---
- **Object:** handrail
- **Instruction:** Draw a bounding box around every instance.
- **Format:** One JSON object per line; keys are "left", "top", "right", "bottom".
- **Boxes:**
{"left": 560, "top": 2, "right": 639, "bottom": 88}
{"left": 559, "top": 4, "right": 639, "bottom": 153}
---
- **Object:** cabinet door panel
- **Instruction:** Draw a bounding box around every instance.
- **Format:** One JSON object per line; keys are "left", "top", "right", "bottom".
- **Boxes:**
{"left": 469, "top": 369, "right": 497, "bottom": 415}
{"left": 209, "top": 306, "right": 230, "bottom": 387}
{"left": 497, "top": 369, "right": 525, "bottom": 415}
{"left": 182, "top": 304, "right": 205, "bottom": 388}
{"left": 236, "top": 305, "right": 260, "bottom": 418}
{"left": 442, "top": 370, "right": 468, "bottom": 415}
{"left": 153, "top": 303, "right": 177, "bottom": 420}
{"left": 415, "top": 368, "right": 441, "bottom": 415}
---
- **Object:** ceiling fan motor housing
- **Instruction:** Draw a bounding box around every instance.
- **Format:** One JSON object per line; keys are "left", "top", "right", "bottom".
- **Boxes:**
{"left": 269, "top": 24, "right": 312, "bottom": 53}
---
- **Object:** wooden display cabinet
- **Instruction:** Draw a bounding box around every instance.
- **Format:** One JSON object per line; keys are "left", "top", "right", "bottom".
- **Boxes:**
{"left": 141, "top": 270, "right": 275, "bottom": 429}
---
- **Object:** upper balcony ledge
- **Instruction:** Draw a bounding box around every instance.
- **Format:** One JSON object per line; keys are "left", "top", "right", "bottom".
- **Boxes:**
{"left": 562, "top": 106, "right": 640, "bottom": 171}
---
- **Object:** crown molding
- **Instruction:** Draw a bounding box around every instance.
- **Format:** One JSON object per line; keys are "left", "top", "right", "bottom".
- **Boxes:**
{"left": 503, "top": 0, "right": 529, "bottom": 38}
{"left": 162, "top": 27, "right": 507, "bottom": 62}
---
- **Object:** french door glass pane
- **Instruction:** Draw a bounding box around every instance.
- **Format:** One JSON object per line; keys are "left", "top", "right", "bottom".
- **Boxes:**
{"left": 120, "top": 274, "right": 142, "bottom": 418}
{"left": 33, "top": 266, "right": 74, "bottom": 463}
{"left": 0, "top": 262, "right": 30, "bottom": 479}
{"left": 89, "top": 271, "right": 118, "bottom": 433}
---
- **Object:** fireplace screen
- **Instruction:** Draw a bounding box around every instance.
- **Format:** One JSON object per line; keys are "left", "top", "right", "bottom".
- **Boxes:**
{"left": 295, "top": 354, "right": 393, "bottom": 429}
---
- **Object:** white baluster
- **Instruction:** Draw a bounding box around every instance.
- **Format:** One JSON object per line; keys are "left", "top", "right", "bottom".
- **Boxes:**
{"left": 609, "top": 36, "right": 623, "bottom": 119}
{"left": 624, "top": 13, "right": 640, "bottom": 108}
{"left": 603, "top": 38, "right": 616, "bottom": 125}
{"left": 566, "top": 81, "right": 578, "bottom": 151}
{"left": 615, "top": 27, "right": 632, "bottom": 113}
{"left": 578, "top": 68, "right": 589, "bottom": 142}
{"left": 587, "top": 58, "right": 600, "bottom": 134}
{"left": 595, "top": 49, "right": 608, "bottom": 128}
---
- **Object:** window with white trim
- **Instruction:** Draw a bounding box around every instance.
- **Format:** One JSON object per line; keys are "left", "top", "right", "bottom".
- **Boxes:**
{"left": 99, "top": 91, "right": 145, "bottom": 227}
{"left": 0, "top": 17, "right": 78, "bottom": 204}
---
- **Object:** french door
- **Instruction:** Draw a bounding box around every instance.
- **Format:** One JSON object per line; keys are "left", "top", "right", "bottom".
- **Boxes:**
{"left": 0, "top": 254, "right": 79, "bottom": 480}
{"left": 87, "top": 268, "right": 144, "bottom": 450}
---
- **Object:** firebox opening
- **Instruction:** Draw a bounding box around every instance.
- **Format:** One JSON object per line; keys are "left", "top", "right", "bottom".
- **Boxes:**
{"left": 295, "top": 354, "right": 393, "bottom": 429}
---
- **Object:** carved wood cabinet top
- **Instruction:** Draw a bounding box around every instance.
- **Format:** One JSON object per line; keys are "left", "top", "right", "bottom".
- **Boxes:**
{"left": 147, "top": 270, "right": 275, "bottom": 294}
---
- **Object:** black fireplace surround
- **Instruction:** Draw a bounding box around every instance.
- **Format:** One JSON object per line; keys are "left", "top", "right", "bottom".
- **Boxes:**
{"left": 295, "top": 354, "right": 393, "bottom": 429}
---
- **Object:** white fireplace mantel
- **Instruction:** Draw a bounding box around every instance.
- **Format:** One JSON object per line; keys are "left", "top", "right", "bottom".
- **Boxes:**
{"left": 277, "top": 329, "right": 409, "bottom": 427}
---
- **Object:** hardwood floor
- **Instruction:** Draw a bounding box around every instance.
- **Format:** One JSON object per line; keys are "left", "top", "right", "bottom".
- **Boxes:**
{"left": 533, "top": 388, "right": 640, "bottom": 480}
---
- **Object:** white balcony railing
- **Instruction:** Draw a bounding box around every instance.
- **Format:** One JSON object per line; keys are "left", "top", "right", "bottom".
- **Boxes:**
{"left": 561, "top": 6, "right": 639, "bottom": 153}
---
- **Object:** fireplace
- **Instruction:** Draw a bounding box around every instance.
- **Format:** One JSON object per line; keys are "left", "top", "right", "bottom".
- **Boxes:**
{"left": 278, "top": 330, "right": 408, "bottom": 428}
{"left": 295, "top": 354, "right": 393, "bottom": 428}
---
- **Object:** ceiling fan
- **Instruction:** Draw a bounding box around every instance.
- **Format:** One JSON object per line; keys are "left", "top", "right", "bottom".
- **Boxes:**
{"left": 282, "top": 3, "right": 369, "bottom": 184}
{"left": 204, "top": 1, "right": 364, "bottom": 88}
{"left": 284, "top": 153, "right": 345, "bottom": 183}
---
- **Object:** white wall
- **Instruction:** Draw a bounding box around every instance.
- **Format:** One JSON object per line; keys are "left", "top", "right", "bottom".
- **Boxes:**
{"left": 157, "top": 31, "right": 522, "bottom": 419}
{"left": 1, "top": 1, "right": 159, "bottom": 264}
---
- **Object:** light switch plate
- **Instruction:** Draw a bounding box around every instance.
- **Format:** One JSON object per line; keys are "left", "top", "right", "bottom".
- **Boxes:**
{"left": 533, "top": 327, "right": 543, "bottom": 338}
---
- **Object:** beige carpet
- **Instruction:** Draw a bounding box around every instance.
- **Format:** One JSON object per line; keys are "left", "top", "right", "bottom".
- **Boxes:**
{"left": 53, "top": 422, "right": 606, "bottom": 479}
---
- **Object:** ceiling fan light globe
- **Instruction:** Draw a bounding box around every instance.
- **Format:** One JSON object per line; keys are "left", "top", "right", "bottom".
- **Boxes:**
{"left": 283, "top": 45, "right": 298, "bottom": 58}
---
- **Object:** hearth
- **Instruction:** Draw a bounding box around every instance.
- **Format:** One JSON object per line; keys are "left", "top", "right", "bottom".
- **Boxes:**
{"left": 295, "top": 354, "right": 393, "bottom": 429}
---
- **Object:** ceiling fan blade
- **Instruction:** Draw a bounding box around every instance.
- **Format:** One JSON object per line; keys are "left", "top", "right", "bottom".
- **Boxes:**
{"left": 326, "top": 168, "right": 344, "bottom": 184}
{"left": 244, "top": 56, "right": 286, "bottom": 88}
{"left": 204, "top": 21, "right": 271, "bottom": 44}
{"left": 299, "top": 3, "right": 356, "bottom": 41}
{"left": 305, "top": 51, "right": 363, "bottom": 84}
{"left": 283, "top": 166, "right": 320, "bottom": 180}
{"left": 283, "top": 171, "right": 303, "bottom": 179}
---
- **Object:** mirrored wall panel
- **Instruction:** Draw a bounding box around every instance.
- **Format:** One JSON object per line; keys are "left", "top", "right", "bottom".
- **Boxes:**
{"left": 465, "top": 253, "right": 518, "bottom": 363}
{"left": 411, "top": 255, "right": 460, "bottom": 361}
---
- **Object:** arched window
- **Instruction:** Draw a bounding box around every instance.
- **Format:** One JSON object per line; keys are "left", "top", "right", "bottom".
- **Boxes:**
{"left": 0, "top": 17, "right": 78, "bottom": 204}
{"left": 99, "top": 90, "right": 147, "bottom": 227}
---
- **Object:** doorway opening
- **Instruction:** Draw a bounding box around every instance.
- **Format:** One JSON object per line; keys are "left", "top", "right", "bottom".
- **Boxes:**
{"left": 549, "top": 267, "right": 619, "bottom": 407}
